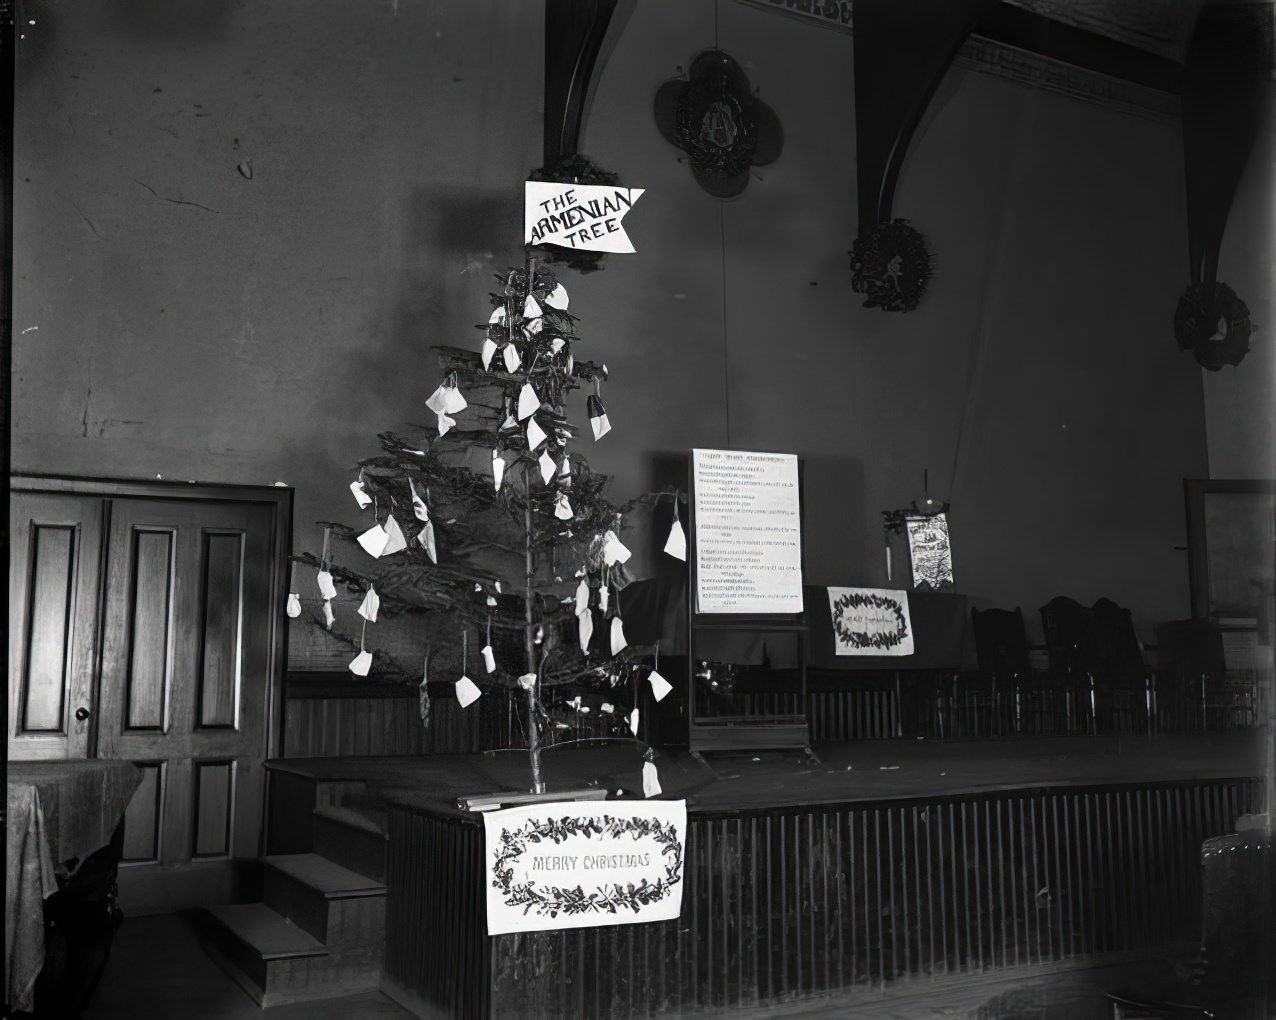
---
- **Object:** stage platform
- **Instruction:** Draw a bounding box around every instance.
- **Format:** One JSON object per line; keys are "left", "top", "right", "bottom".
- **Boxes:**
{"left": 266, "top": 730, "right": 1267, "bottom": 816}
{"left": 263, "top": 733, "right": 1269, "bottom": 1019}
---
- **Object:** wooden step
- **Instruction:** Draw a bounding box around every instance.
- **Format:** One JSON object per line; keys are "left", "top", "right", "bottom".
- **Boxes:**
{"left": 312, "top": 804, "right": 390, "bottom": 882}
{"left": 201, "top": 902, "right": 329, "bottom": 1007}
{"left": 263, "top": 853, "right": 387, "bottom": 951}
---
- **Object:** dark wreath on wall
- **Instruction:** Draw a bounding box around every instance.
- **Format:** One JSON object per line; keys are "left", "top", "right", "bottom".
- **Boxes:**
{"left": 1174, "top": 281, "right": 1254, "bottom": 371}
{"left": 653, "top": 49, "right": 783, "bottom": 199}
{"left": 849, "top": 218, "right": 934, "bottom": 313}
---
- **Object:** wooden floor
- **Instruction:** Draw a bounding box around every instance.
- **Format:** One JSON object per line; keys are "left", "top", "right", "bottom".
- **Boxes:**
{"left": 79, "top": 910, "right": 1195, "bottom": 1019}
{"left": 81, "top": 912, "right": 411, "bottom": 1020}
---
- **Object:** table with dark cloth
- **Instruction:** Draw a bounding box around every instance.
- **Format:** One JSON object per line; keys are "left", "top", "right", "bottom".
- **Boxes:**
{"left": 5, "top": 760, "right": 141, "bottom": 1015}
{"left": 621, "top": 576, "right": 973, "bottom": 671}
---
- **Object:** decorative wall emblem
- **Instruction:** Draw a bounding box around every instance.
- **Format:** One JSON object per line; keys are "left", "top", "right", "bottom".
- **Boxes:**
{"left": 654, "top": 50, "right": 783, "bottom": 198}
{"left": 1174, "top": 281, "right": 1254, "bottom": 370}
{"left": 849, "top": 218, "right": 934, "bottom": 313}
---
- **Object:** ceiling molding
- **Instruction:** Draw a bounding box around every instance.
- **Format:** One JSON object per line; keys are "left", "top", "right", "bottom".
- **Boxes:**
{"left": 735, "top": 0, "right": 1182, "bottom": 122}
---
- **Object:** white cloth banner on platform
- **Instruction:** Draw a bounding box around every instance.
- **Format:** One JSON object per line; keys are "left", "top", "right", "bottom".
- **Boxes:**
{"left": 483, "top": 799, "right": 686, "bottom": 935}
{"left": 524, "top": 182, "right": 645, "bottom": 253}
{"left": 827, "top": 586, "right": 915, "bottom": 656}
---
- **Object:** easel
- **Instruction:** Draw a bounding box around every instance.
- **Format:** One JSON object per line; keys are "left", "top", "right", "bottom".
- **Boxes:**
{"left": 683, "top": 451, "right": 818, "bottom": 769}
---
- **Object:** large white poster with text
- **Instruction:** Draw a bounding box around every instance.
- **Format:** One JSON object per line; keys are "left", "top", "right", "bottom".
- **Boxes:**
{"left": 483, "top": 800, "right": 687, "bottom": 935}
{"left": 692, "top": 448, "right": 803, "bottom": 614}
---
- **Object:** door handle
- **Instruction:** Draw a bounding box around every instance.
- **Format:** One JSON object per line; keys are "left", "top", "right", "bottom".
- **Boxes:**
{"left": 75, "top": 706, "right": 91, "bottom": 721}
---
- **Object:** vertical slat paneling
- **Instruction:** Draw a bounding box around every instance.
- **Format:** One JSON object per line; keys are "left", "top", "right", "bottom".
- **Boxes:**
{"left": 127, "top": 529, "right": 173, "bottom": 730}
{"left": 193, "top": 760, "right": 233, "bottom": 857}
{"left": 22, "top": 524, "right": 76, "bottom": 732}
{"left": 199, "top": 532, "right": 243, "bottom": 728}
{"left": 121, "top": 761, "right": 164, "bottom": 863}
{"left": 385, "top": 778, "right": 1263, "bottom": 1019}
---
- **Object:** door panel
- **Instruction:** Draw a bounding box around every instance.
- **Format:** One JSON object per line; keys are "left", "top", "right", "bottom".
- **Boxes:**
{"left": 99, "top": 499, "right": 274, "bottom": 873}
{"left": 8, "top": 493, "right": 102, "bottom": 760}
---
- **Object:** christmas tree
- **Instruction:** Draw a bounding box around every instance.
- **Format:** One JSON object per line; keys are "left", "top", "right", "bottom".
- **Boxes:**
{"left": 298, "top": 257, "right": 659, "bottom": 795}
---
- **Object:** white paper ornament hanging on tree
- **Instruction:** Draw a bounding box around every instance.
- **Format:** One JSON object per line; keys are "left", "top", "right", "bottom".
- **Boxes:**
{"left": 409, "top": 479, "right": 430, "bottom": 522}
{"left": 502, "top": 345, "right": 521, "bottom": 373}
{"left": 350, "top": 479, "right": 372, "bottom": 509}
{"left": 286, "top": 593, "right": 302, "bottom": 618}
{"left": 578, "top": 610, "right": 594, "bottom": 653}
{"left": 317, "top": 570, "right": 337, "bottom": 600}
{"left": 545, "top": 283, "right": 569, "bottom": 309}
{"left": 418, "top": 520, "right": 437, "bottom": 563}
{"left": 454, "top": 675, "right": 481, "bottom": 708}
{"left": 357, "top": 586, "right": 380, "bottom": 623}
{"left": 357, "top": 522, "right": 389, "bottom": 558}
{"left": 610, "top": 616, "right": 627, "bottom": 654}
{"left": 349, "top": 649, "right": 373, "bottom": 676}
{"left": 381, "top": 516, "right": 407, "bottom": 555}
{"left": 481, "top": 338, "right": 497, "bottom": 371}
{"left": 517, "top": 383, "right": 540, "bottom": 421}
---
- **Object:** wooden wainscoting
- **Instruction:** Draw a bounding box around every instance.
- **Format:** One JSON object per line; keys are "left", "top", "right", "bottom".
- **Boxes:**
{"left": 282, "top": 673, "right": 490, "bottom": 758}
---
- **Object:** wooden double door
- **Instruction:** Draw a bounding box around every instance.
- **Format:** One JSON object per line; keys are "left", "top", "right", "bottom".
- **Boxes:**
{"left": 9, "top": 478, "right": 291, "bottom": 911}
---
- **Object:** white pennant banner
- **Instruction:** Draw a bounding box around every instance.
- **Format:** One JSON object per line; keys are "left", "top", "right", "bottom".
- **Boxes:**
{"left": 525, "top": 182, "right": 645, "bottom": 253}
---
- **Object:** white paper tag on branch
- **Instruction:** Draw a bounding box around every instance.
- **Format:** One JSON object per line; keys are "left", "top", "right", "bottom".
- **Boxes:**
{"left": 317, "top": 570, "right": 337, "bottom": 600}
{"left": 578, "top": 610, "right": 594, "bottom": 654}
{"left": 357, "top": 586, "right": 380, "bottom": 623}
{"left": 502, "top": 344, "right": 521, "bottom": 373}
{"left": 349, "top": 649, "right": 373, "bottom": 676}
{"left": 286, "top": 592, "right": 302, "bottom": 618}
{"left": 545, "top": 282, "right": 569, "bottom": 310}
{"left": 610, "top": 616, "right": 627, "bottom": 654}
{"left": 602, "top": 531, "right": 631, "bottom": 566}
{"left": 350, "top": 479, "right": 372, "bottom": 509}
{"left": 538, "top": 450, "right": 557, "bottom": 484}
{"left": 492, "top": 450, "right": 506, "bottom": 491}
{"left": 382, "top": 516, "right": 407, "bottom": 555}
{"left": 574, "top": 579, "right": 589, "bottom": 617}
{"left": 517, "top": 672, "right": 537, "bottom": 691}
{"left": 642, "top": 760, "right": 661, "bottom": 798}
{"left": 554, "top": 493, "right": 574, "bottom": 521}
{"left": 664, "top": 519, "right": 687, "bottom": 561}
{"left": 526, "top": 418, "right": 547, "bottom": 451}
{"left": 436, "top": 412, "right": 456, "bottom": 437}
{"left": 418, "top": 520, "right": 437, "bottom": 563}
{"left": 523, "top": 294, "right": 541, "bottom": 320}
{"left": 481, "top": 338, "right": 497, "bottom": 370}
{"left": 481, "top": 645, "right": 496, "bottom": 673}
{"left": 322, "top": 600, "right": 336, "bottom": 630}
{"left": 598, "top": 585, "right": 609, "bottom": 614}
{"left": 357, "top": 523, "right": 388, "bottom": 558}
{"left": 648, "top": 670, "right": 673, "bottom": 702}
{"left": 517, "top": 383, "right": 540, "bottom": 421}
{"left": 410, "top": 479, "right": 430, "bottom": 522}
{"left": 455, "top": 675, "right": 482, "bottom": 708}
{"left": 628, "top": 707, "right": 640, "bottom": 736}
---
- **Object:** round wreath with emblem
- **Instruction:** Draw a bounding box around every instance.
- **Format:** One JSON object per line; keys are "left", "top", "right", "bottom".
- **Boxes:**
{"left": 1174, "top": 281, "right": 1254, "bottom": 371}
{"left": 831, "top": 590, "right": 910, "bottom": 651}
{"left": 849, "top": 219, "right": 934, "bottom": 313}
{"left": 491, "top": 814, "right": 684, "bottom": 919}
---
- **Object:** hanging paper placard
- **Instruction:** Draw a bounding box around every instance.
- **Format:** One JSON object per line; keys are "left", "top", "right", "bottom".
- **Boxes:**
{"left": 587, "top": 395, "right": 611, "bottom": 441}
{"left": 492, "top": 450, "right": 506, "bottom": 491}
{"left": 545, "top": 283, "right": 569, "bottom": 309}
{"left": 663, "top": 518, "right": 687, "bottom": 561}
{"left": 286, "top": 592, "right": 302, "bottom": 618}
{"left": 482, "top": 799, "right": 684, "bottom": 935}
{"left": 610, "top": 616, "right": 627, "bottom": 654}
{"left": 523, "top": 294, "right": 542, "bottom": 320}
{"left": 481, "top": 338, "right": 498, "bottom": 370}
{"left": 578, "top": 610, "right": 594, "bottom": 653}
{"left": 381, "top": 516, "right": 407, "bottom": 555}
{"left": 628, "top": 708, "right": 640, "bottom": 736}
{"left": 357, "top": 523, "right": 389, "bottom": 558}
{"left": 316, "top": 570, "right": 337, "bottom": 600}
{"left": 488, "top": 306, "right": 506, "bottom": 325}
{"left": 905, "top": 513, "right": 955, "bottom": 591}
{"left": 554, "top": 493, "right": 573, "bottom": 520}
{"left": 322, "top": 601, "right": 336, "bottom": 629}
{"left": 574, "top": 579, "right": 589, "bottom": 617}
{"left": 538, "top": 450, "right": 557, "bottom": 484}
{"left": 357, "top": 586, "right": 380, "bottom": 623}
{"left": 642, "top": 761, "right": 662, "bottom": 798}
{"left": 350, "top": 479, "right": 372, "bottom": 509}
{"left": 409, "top": 479, "right": 430, "bottom": 522}
{"left": 826, "top": 587, "right": 914, "bottom": 657}
{"left": 648, "top": 671, "right": 673, "bottom": 702}
{"left": 526, "top": 418, "right": 548, "bottom": 451}
{"left": 455, "top": 675, "right": 482, "bottom": 708}
{"left": 692, "top": 449, "right": 803, "bottom": 614}
{"left": 418, "top": 520, "right": 437, "bottom": 563}
{"left": 349, "top": 649, "right": 373, "bottom": 676}
{"left": 524, "top": 182, "right": 646, "bottom": 253}
{"left": 503, "top": 345, "right": 521, "bottom": 373}
{"left": 517, "top": 383, "right": 541, "bottom": 421}
{"left": 481, "top": 645, "right": 496, "bottom": 673}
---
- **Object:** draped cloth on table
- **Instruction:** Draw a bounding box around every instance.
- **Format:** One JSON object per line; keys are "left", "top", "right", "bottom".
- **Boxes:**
{"left": 5, "top": 761, "right": 142, "bottom": 1014}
